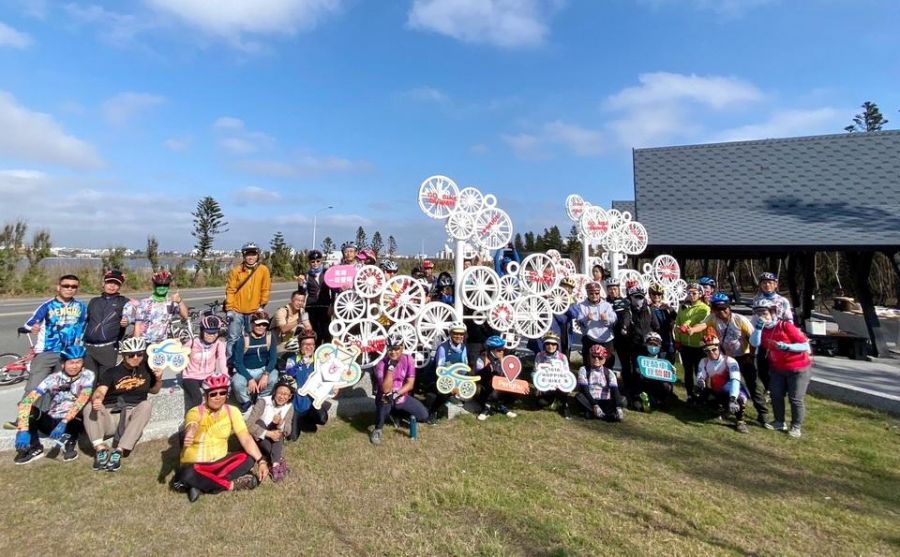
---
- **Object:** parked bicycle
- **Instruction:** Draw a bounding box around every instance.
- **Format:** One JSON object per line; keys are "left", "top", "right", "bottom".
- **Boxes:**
{"left": 0, "top": 327, "right": 37, "bottom": 386}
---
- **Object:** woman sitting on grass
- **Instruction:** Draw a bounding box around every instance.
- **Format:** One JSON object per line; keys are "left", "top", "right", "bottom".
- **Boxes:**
{"left": 574, "top": 344, "right": 625, "bottom": 422}
{"left": 172, "top": 373, "right": 269, "bottom": 503}
{"left": 370, "top": 338, "right": 429, "bottom": 445}
{"left": 247, "top": 376, "right": 296, "bottom": 482}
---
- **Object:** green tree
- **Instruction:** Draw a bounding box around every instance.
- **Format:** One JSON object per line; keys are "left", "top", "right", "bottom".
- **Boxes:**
{"left": 0, "top": 220, "right": 27, "bottom": 294}
{"left": 101, "top": 247, "right": 127, "bottom": 274}
{"left": 21, "top": 229, "right": 52, "bottom": 293}
{"left": 524, "top": 232, "right": 535, "bottom": 252}
{"left": 354, "top": 226, "right": 367, "bottom": 249}
{"left": 321, "top": 236, "right": 336, "bottom": 255}
{"left": 545, "top": 225, "right": 564, "bottom": 251}
{"left": 371, "top": 231, "right": 384, "bottom": 256}
{"left": 513, "top": 233, "right": 524, "bottom": 252}
{"left": 566, "top": 225, "right": 582, "bottom": 258}
{"left": 191, "top": 196, "right": 229, "bottom": 278}
{"left": 388, "top": 235, "right": 398, "bottom": 257}
{"left": 845, "top": 101, "right": 889, "bottom": 133}
{"left": 268, "top": 231, "right": 294, "bottom": 280}
{"left": 146, "top": 236, "right": 159, "bottom": 272}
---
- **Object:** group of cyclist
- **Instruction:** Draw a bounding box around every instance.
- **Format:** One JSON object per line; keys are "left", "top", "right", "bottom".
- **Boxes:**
{"left": 9, "top": 239, "right": 813, "bottom": 502}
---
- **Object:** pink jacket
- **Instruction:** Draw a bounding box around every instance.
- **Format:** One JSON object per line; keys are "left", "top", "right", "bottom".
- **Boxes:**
{"left": 182, "top": 338, "right": 228, "bottom": 381}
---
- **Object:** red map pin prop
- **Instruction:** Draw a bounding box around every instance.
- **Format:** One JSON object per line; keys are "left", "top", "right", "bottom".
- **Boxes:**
{"left": 501, "top": 355, "right": 522, "bottom": 382}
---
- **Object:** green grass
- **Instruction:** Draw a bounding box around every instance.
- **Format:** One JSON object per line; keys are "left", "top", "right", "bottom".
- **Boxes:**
{"left": 1, "top": 395, "right": 898, "bottom": 556}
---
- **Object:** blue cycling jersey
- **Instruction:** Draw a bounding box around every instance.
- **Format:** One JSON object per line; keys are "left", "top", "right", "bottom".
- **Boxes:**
{"left": 24, "top": 298, "right": 87, "bottom": 353}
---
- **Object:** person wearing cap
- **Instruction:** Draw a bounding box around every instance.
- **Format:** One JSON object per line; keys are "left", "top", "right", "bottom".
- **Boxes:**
{"left": 421, "top": 259, "right": 436, "bottom": 287}
{"left": 13, "top": 345, "right": 94, "bottom": 464}
{"left": 247, "top": 376, "right": 296, "bottom": 481}
{"left": 751, "top": 272, "right": 794, "bottom": 392}
{"left": 674, "top": 282, "right": 710, "bottom": 402}
{"left": 569, "top": 281, "right": 617, "bottom": 370}
{"left": 575, "top": 344, "right": 624, "bottom": 422}
{"left": 425, "top": 323, "right": 469, "bottom": 422}
{"left": 282, "top": 332, "right": 329, "bottom": 438}
{"left": 271, "top": 290, "right": 313, "bottom": 352}
{"left": 493, "top": 243, "right": 520, "bottom": 278}
{"left": 694, "top": 335, "right": 750, "bottom": 434}
{"left": 303, "top": 249, "right": 333, "bottom": 345}
{"left": 182, "top": 315, "right": 228, "bottom": 413}
{"left": 132, "top": 270, "right": 189, "bottom": 344}
{"left": 704, "top": 293, "right": 769, "bottom": 427}
{"left": 370, "top": 339, "right": 429, "bottom": 445}
{"left": 225, "top": 242, "right": 272, "bottom": 360}
{"left": 83, "top": 269, "right": 132, "bottom": 377}
{"left": 357, "top": 248, "right": 377, "bottom": 267}
{"left": 534, "top": 332, "right": 573, "bottom": 419}
{"left": 232, "top": 310, "right": 279, "bottom": 412}
{"left": 620, "top": 286, "right": 660, "bottom": 410}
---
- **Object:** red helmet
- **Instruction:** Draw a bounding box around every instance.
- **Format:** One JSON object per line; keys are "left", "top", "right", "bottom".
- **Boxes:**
{"left": 422, "top": 260, "right": 434, "bottom": 270}
{"left": 202, "top": 373, "right": 231, "bottom": 392}
{"left": 590, "top": 344, "right": 608, "bottom": 359}
{"left": 151, "top": 270, "right": 172, "bottom": 286}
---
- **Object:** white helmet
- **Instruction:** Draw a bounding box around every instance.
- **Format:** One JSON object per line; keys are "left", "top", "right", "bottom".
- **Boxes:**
{"left": 120, "top": 337, "right": 147, "bottom": 354}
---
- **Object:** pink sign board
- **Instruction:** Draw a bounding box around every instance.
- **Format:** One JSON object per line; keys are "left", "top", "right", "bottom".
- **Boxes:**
{"left": 324, "top": 265, "right": 357, "bottom": 290}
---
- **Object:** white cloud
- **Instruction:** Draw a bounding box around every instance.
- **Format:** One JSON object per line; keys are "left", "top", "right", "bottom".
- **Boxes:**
{"left": 163, "top": 137, "right": 191, "bottom": 152}
{"left": 408, "top": 0, "right": 562, "bottom": 49}
{"left": 18, "top": 1, "right": 48, "bottom": 19}
{"left": 543, "top": 120, "right": 605, "bottom": 156}
{"left": 236, "top": 154, "right": 374, "bottom": 179}
{"left": 403, "top": 86, "right": 451, "bottom": 105}
{"left": 213, "top": 116, "right": 245, "bottom": 130}
{"left": 0, "top": 22, "right": 33, "bottom": 48}
{"left": 501, "top": 132, "right": 547, "bottom": 160}
{"left": 713, "top": 107, "right": 844, "bottom": 142}
{"left": 212, "top": 116, "right": 275, "bottom": 154}
{"left": 638, "top": 0, "right": 777, "bottom": 19}
{"left": 64, "top": 3, "right": 151, "bottom": 46}
{"left": 102, "top": 92, "right": 165, "bottom": 126}
{"left": 146, "top": 0, "right": 341, "bottom": 46}
{"left": 0, "top": 91, "right": 104, "bottom": 169}
{"left": 469, "top": 143, "right": 490, "bottom": 155}
{"left": 234, "top": 186, "right": 283, "bottom": 205}
{"left": 0, "top": 169, "right": 48, "bottom": 195}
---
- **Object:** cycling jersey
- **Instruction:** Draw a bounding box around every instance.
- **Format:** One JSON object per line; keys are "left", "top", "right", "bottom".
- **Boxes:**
{"left": 16, "top": 369, "right": 95, "bottom": 428}
{"left": 696, "top": 355, "right": 742, "bottom": 398}
{"left": 577, "top": 366, "right": 618, "bottom": 401}
{"left": 751, "top": 292, "right": 794, "bottom": 323}
{"left": 132, "top": 296, "right": 179, "bottom": 343}
{"left": 24, "top": 297, "right": 87, "bottom": 353}
{"left": 181, "top": 404, "right": 247, "bottom": 464}
{"left": 704, "top": 312, "right": 754, "bottom": 357}
{"left": 84, "top": 293, "right": 130, "bottom": 345}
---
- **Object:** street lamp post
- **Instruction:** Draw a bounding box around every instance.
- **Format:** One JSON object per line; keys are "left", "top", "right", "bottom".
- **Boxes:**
{"left": 312, "top": 205, "right": 333, "bottom": 252}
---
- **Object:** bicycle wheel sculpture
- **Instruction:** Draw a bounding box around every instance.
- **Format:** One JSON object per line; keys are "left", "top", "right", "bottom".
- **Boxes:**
{"left": 416, "top": 302, "right": 461, "bottom": 345}
{"left": 545, "top": 286, "right": 571, "bottom": 315}
{"left": 387, "top": 322, "right": 419, "bottom": 353}
{"left": 519, "top": 253, "right": 559, "bottom": 295}
{"left": 354, "top": 265, "right": 386, "bottom": 298}
{"left": 460, "top": 266, "right": 500, "bottom": 311}
{"left": 487, "top": 301, "right": 515, "bottom": 332}
{"left": 565, "top": 194, "right": 589, "bottom": 221}
{"left": 333, "top": 290, "right": 366, "bottom": 322}
{"left": 380, "top": 276, "right": 427, "bottom": 323}
{"left": 472, "top": 207, "right": 513, "bottom": 250}
{"left": 651, "top": 254, "right": 681, "bottom": 285}
{"left": 498, "top": 274, "right": 521, "bottom": 303}
{"left": 456, "top": 187, "right": 485, "bottom": 215}
{"left": 445, "top": 211, "right": 476, "bottom": 241}
{"left": 513, "top": 295, "right": 552, "bottom": 339}
{"left": 580, "top": 206, "right": 610, "bottom": 242}
{"left": 418, "top": 175, "right": 459, "bottom": 219}
{"left": 617, "top": 221, "right": 648, "bottom": 255}
{"left": 338, "top": 319, "right": 388, "bottom": 369}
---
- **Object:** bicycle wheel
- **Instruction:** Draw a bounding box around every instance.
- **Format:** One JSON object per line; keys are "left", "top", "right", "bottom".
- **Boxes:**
{"left": 0, "top": 353, "right": 23, "bottom": 385}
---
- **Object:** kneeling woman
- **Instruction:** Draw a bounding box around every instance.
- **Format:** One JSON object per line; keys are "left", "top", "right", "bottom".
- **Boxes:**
{"left": 174, "top": 374, "right": 269, "bottom": 502}
{"left": 370, "top": 338, "right": 429, "bottom": 445}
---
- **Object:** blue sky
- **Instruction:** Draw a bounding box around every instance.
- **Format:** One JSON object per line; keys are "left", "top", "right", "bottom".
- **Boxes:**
{"left": 1, "top": 0, "right": 898, "bottom": 254}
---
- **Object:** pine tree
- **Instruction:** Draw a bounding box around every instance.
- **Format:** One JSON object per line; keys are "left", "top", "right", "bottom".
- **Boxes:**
{"left": 322, "top": 236, "right": 336, "bottom": 255}
{"left": 388, "top": 235, "right": 398, "bottom": 257}
{"left": 191, "top": 196, "right": 228, "bottom": 277}
{"left": 355, "top": 226, "right": 367, "bottom": 249}
{"left": 514, "top": 233, "right": 524, "bottom": 252}
{"left": 371, "top": 231, "right": 384, "bottom": 256}
{"left": 524, "top": 232, "right": 535, "bottom": 252}
{"left": 146, "top": 235, "right": 159, "bottom": 272}
{"left": 268, "top": 231, "right": 294, "bottom": 280}
{"left": 845, "top": 101, "right": 889, "bottom": 133}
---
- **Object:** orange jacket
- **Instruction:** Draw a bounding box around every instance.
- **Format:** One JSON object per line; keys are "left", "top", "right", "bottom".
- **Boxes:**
{"left": 225, "top": 264, "right": 271, "bottom": 314}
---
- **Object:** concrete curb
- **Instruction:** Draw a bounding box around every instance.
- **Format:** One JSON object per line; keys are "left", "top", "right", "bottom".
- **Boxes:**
{"left": 809, "top": 376, "right": 900, "bottom": 417}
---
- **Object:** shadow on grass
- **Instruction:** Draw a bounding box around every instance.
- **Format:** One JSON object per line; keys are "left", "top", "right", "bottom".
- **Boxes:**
{"left": 156, "top": 433, "right": 181, "bottom": 485}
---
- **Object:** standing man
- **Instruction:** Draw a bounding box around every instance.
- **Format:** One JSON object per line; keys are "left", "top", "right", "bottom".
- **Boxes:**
{"left": 23, "top": 274, "right": 87, "bottom": 394}
{"left": 675, "top": 282, "right": 711, "bottom": 403}
{"left": 84, "top": 270, "right": 131, "bottom": 377}
{"left": 303, "top": 250, "right": 332, "bottom": 345}
{"left": 569, "top": 281, "right": 617, "bottom": 369}
{"left": 225, "top": 242, "right": 271, "bottom": 360}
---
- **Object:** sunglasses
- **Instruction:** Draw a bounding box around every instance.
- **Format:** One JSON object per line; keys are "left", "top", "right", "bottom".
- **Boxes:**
{"left": 704, "top": 347, "right": 720, "bottom": 353}
{"left": 207, "top": 390, "right": 228, "bottom": 398}
{"left": 124, "top": 352, "right": 145, "bottom": 358}
{"left": 60, "top": 283, "right": 79, "bottom": 289}
{"left": 253, "top": 322, "right": 269, "bottom": 327}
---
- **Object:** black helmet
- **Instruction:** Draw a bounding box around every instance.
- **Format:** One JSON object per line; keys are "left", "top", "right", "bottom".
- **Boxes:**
{"left": 308, "top": 249, "right": 323, "bottom": 261}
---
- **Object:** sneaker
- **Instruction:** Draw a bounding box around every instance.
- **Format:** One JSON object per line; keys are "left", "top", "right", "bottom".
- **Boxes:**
{"left": 170, "top": 479, "right": 188, "bottom": 493}
{"left": 188, "top": 487, "right": 201, "bottom": 503}
{"left": 769, "top": 421, "right": 787, "bottom": 432}
{"left": 788, "top": 426, "right": 802, "bottom": 439}
{"left": 427, "top": 413, "right": 438, "bottom": 426}
{"left": 93, "top": 449, "right": 110, "bottom": 471}
{"left": 63, "top": 441, "right": 78, "bottom": 461}
{"left": 239, "top": 401, "right": 252, "bottom": 413}
{"left": 505, "top": 410, "right": 517, "bottom": 418}
{"left": 759, "top": 419, "right": 774, "bottom": 430}
{"left": 562, "top": 406, "right": 572, "bottom": 421}
{"left": 735, "top": 421, "right": 750, "bottom": 434}
{"left": 105, "top": 450, "right": 122, "bottom": 472}
{"left": 639, "top": 392, "right": 651, "bottom": 413}
{"left": 14, "top": 445, "right": 43, "bottom": 465}
{"left": 232, "top": 473, "right": 259, "bottom": 491}
{"left": 369, "top": 429, "right": 383, "bottom": 445}
{"left": 477, "top": 412, "right": 489, "bottom": 421}
{"left": 271, "top": 464, "right": 286, "bottom": 483}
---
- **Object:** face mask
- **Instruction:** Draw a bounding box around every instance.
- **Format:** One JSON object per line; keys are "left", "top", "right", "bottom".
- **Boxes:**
{"left": 153, "top": 286, "right": 169, "bottom": 298}
{"left": 763, "top": 319, "right": 777, "bottom": 329}
{"left": 631, "top": 297, "right": 644, "bottom": 309}
{"left": 647, "top": 345, "right": 660, "bottom": 356}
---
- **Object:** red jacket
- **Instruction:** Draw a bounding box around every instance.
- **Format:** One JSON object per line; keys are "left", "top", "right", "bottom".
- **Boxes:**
{"left": 761, "top": 321, "right": 811, "bottom": 372}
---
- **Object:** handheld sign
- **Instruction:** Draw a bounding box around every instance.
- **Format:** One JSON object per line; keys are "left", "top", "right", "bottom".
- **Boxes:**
{"left": 435, "top": 363, "right": 480, "bottom": 400}
{"left": 147, "top": 339, "right": 191, "bottom": 373}
{"left": 637, "top": 355, "right": 677, "bottom": 383}
{"left": 297, "top": 342, "right": 363, "bottom": 409}
{"left": 492, "top": 355, "right": 530, "bottom": 395}
{"left": 324, "top": 265, "right": 358, "bottom": 290}
{"left": 532, "top": 360, "right": 576, "bottom": 393}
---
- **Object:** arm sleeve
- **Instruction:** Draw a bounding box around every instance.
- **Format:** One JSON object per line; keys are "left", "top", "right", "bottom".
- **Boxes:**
{"left": 434, "top": 344, "right": 447, "bottom": 368}
{"left": 234, "top": 336, "right": 250, "bottom": 379}
{"left": 246, "top": 399, "right": 267, "bottom": 439}
{"left": 695, "top": 360, "right": 708, "bottom": 383}
{"left": 215, "top": 340, "right": 228, "bottom": 374}
{"left": 16, "top": 384, "right": 47, "bottom": 431}
{"left": 727, "top": 359, "right": 742, "bottom": 398}
{"left": 64, "top": 381, "right": 93, "bottom": 423}
{"left": 373, "top": 360, "right": 386, "bottom": 385}
{"left": 606, "top": 305, "right": 617, "bottom": 325}
{"left": 183, "top": 406, "right": 200, "bottom": 429}
{"left": 577, "top": 367, "right": 588, "bottom": 385}
{"left": 749, "top": 328, "right": 763, "bottom": 348}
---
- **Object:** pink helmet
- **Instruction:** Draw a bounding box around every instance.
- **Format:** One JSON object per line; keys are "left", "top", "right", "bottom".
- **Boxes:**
{"left": 200, "top": 314, "right": 223, "bottom": 333}
{"left": 202, "top": 373, "right": 231, "bottom": 392}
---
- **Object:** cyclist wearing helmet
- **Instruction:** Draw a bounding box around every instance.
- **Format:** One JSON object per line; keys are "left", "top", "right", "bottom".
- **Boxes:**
{"left": 493, "top": 243, "right": 520, "bottom": 278}
{"left": 698, "top": 276, "right": 717, "bottom": 305}
{"left": 132, "top": 270, "right": 188, "bottom": 344}
{"left": 704, "top": 293, "right": 769, "bottom": 427}
{"left": 379, "top": 259, "right": 399, "bottom": 277}
{"left": 750, "top": 299, "right": 811, "bottom": 438}
{"left": 181, "top": 314, "right": 228, "bottom": 413}
{"left": 569, "top": 281, "right": 617, "bottom": 370}
{"left": 421, "top": 259, "right": 437, "bottom": 289}
{"left": 575, "top": 344, "right": 624, "bottom": 422}
{"left": 341, "top": 242, "right": 360, "bottom": 267}
{"left": 282, "top": 331, "right": 328, "bottom": 438}
{"left": 433, "top": 272, "right": 455, "bottom": 304}
{"left": 225, "top": 242, "right": 272, "bottom": 360}
{"left": 84, "top": 270, "right": 132, "bottom": 376}
{"left": 247, "top": 376, "right": 296, "bottom": 482}
{"left": 371, "top": 338, "right": 429, "bottom": 445}
{"left": 675, "top": 282, "right": 710, "bottom": 402}
{"left": 534, "top": 332, "right": 573, "bottom": 419}
{"left": 751, "top": 272, "right": 794, "bottom": 392}
{"left": 634, "top": 332, "right": 675, "bottom": 411}
{"left": 84, "top": 337, "right": 162, "bottom": 472}
{"left": 648, "top": 284, "right": 677, "bottom": 363}
{"left": 22, "top": 274, "right": 88, "bottom": 399}
{"left": 357, "top": 247, "right": 377, "bottom": 266}
{"left": 620, "top": 285, "right": 660, "bottom": 410}
{"left": 695, "top": 335, "right": 750, "bottom": 434}
{"left": 13, "top": 345, "right": 94, "bottom": 464}
{"left": 475, "top": 336, "right": 518, "bottom": 420}
{"left": 424, "top": 323, "right": 469, "bottom": 423}
{"left": 303, "top": 249, "right": 332, "bottom": 345}
{"left": 232, "top": 311, "right": 279, "bottom": 412}
{"left": 173, "top": 373, "right": 269, "bottom": 502}
{"left": 271, "top": 290, "right": 313, "bottom": 351}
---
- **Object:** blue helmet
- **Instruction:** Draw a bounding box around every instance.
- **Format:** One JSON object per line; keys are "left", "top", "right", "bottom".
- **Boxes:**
{"left": 485, "top": 336, "right": 505, "bottom": 350}
{"left": 758, "top": 272, "right": 778, "bottom": 284}
{"left": 699, "top": 276, "right": 716, "bottom": 287}
{"left": 61, "top": 345, "right": 86, "bottom": 361}
{"left": 710, "top": 293, "right": 731, "bottom": 308}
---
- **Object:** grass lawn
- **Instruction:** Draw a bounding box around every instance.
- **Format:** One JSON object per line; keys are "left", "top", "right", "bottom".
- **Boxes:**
{"left": 1, "top": 395, "right": 898, "bottom": 556}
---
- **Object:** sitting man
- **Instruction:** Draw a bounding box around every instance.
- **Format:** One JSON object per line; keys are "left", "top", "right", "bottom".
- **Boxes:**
{"left": 232, "top": 310, "right": 279, "bottom": 412}
{"left": 281, "top": 333, "right": 329, "bottom": 438}
{"left": 271, "top": 289, "right": 312, "bottom": 352}
{"left": 13, "top": 345, "right": 94, "bottom": 464}
{"left": 695, "top": 334, "right": 750, "bottom": 434}
{"left": 424, "top": 323, "right": 468, "bottom": 423}
{"left": 574, "top": 344, "right": 625, "bottom": 422}
{"left": 83, "top": 337, "right": 162, "bottom": 471}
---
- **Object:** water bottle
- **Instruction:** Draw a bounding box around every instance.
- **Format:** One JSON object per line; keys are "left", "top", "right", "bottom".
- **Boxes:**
{"left": 409, "top": 416, "right": 418, "bottom": 441}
